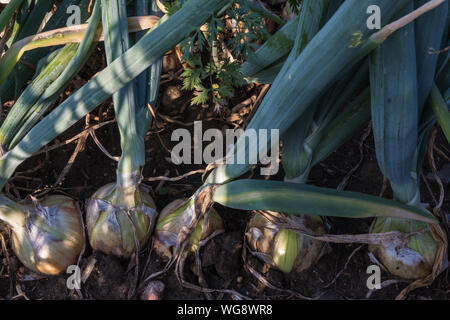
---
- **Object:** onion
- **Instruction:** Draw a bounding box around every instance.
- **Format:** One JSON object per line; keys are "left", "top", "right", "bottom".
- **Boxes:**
{"left": 153, "top": 198, "right": 224, "bottom": 260}
{"left": 246, "top": 211, "right": 327, "bottom": 274}
{"left": 86, "top": 183, "right": 158, "bottom": 258}
{"left": 0, "top": 195, "right": 83, "bottom": 275}
{"left": 369, "top": 217, "right": 438, "bottom": 279}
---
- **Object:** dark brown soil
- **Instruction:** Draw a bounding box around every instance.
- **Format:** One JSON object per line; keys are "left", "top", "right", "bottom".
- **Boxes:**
{"left": 0, "top": 43, "right": 449, "bottom": 301}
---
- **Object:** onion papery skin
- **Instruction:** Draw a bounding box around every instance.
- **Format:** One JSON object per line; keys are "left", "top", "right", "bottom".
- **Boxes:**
{"left": 369, "top": 217, "right": 438, "bottom": 279}
{"left": 86, "top": 183, "right": 158, "bottom": 258}
{"left": 4, "top": 195, "right": 84, "bottom": 275}
{"left": 153, "top": 198, "right": 224, "bottom": 260}
{"left": 246, "top": 212, "right": 327, "bottom": 274}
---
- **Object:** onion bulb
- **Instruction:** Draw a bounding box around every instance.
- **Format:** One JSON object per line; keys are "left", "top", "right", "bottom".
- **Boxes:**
{"left": 86, "top": 183, "right": 158, "bottom": 258}
{"left": 153, "top": 198, "right": 224, "bottom": 260}
{"left": 369, "top": 217, "right": 439, "bottom": 279}
{"left": 246, "top": 212, "right": 327, "bottom": 274}
{"left": 0, "top": 195, "right": 83, "bottom": 275}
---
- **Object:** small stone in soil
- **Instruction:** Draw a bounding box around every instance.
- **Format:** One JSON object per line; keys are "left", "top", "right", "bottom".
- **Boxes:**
{"left": 162, "top": 53, "right": 181, "bottom": 73}
{"left": 141, "top": 281, "right": 165, "bottom": 300}
{"left": 161, "top": 85, "right": 183, "bottom": 111}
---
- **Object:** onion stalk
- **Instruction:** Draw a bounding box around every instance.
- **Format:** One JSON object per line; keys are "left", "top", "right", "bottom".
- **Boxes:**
{"left": 0, "top": 194, "right": 83, "bottom": 275}
{"left": 0, "top": 0, "right": 95, "bottom": 102}
{"left": 86, "top": 0, "right": 159, "bottom": 258}
{"left": 0, "top": 0, "right": 25, "bottom": 35}
{"left": 206, "top": 0, "right": 416, "bottom": 185}
{"left": 368, "top": 2, "right": 445, "bottom": 280}
{"left": 0, "top": 2, "right": 102, "bottom": 153}
{"left": 242, "top": 0, "right": 344, "bottom": 84}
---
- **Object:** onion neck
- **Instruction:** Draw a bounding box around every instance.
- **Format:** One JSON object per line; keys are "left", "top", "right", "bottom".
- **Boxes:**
{"left": 284, "top": 172, "right": 308, "bottom": 184}
{"left": 115, "top": 121, "right": 144, "bottom": 208}
{"left": 379, "top": 179, "right": 424, "bottom": 229}
{"left": 114, "top": 83, "right": 146, "bottom": 193}
{"left": 102, "top": 1, "right": 147, "bottom": 191}
{"left": 390, "top": 180, "right": 421, "bottom": 207}
{"left": 114, "top": 170, "right": 142, "bottom": 208}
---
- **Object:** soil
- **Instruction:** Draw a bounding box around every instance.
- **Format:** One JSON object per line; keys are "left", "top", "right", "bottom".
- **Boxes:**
{"left": 0, "top": 45, "right": 449, "bottom": 301}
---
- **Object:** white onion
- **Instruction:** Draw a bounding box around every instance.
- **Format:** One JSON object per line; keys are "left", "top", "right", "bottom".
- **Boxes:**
{"left": 0, "top": 195, "right": 83, "bottom": 275}
{"left": 86, "top": 183, "right": 158, "bottom": 258}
